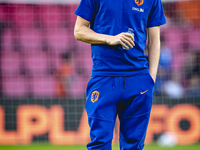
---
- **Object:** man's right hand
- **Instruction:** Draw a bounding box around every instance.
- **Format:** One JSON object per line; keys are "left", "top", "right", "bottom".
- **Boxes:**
{"left": 106, "top": 33, "right": 135, "bottom": 49}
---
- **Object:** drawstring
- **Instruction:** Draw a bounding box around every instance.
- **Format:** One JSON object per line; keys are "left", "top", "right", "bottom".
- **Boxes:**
{"left": 113, "top": 77, "right": 115, "bottom": 90}
{"left": 124, "top": 76, "right": 126, "bottom": 89}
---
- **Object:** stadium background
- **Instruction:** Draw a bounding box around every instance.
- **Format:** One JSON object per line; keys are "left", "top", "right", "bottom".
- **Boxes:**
{"left": 0, "top": 0, "right": 199, "bottom": 149}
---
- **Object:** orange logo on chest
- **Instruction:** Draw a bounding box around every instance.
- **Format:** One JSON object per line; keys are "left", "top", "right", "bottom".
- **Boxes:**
{"left": 135, "top": 0, "right": 144, "bottom": 6}
{"left": 91, "top": 91, "right": 100, "bottom": 103}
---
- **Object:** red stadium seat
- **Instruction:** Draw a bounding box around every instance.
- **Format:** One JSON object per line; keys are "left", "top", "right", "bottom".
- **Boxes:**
{"left": 13, "top": 4, "right": 35, "bottom": 29}
{"left": 39, "top": 5, "right": 62, "bottom": 29}
{"left": 64, "top": 5, "right": 79, "bottom": 25}
{"left": 0, "top": 4, "right": 8, "bottom": 21}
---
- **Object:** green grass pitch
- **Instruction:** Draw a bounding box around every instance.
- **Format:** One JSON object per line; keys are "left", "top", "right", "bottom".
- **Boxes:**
{"left": 0, "top": 143, "right": 199, "bottom": 150}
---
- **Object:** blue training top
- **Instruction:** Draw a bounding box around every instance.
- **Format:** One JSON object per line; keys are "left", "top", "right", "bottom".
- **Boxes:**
{"left": 75, "top": 0, "right": 166, "bottom": 76}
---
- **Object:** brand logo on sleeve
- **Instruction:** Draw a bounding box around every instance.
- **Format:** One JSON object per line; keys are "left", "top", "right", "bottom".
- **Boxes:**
{"left": 91, "top": 91, "right": 100, "bottom": 103}
{"left": 135, "top": 0, "right": 144, "bottom": 6}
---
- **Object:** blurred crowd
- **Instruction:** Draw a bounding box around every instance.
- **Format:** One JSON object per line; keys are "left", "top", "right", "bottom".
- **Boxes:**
{"left": 0, "top": 1, "right": 199, "bottom": 99}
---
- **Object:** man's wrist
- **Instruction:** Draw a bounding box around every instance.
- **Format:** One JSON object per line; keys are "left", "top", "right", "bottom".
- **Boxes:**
{"left": 103, "top": 35, "right": 111, "bottom": 45}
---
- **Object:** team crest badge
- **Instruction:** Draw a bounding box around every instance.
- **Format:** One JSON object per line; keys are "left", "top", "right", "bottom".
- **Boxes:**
{"left": 91, "top": 91, "right": 99, "bottom": 103}
{"left": 135, "top": 0, "right": 144, "bottom": 6}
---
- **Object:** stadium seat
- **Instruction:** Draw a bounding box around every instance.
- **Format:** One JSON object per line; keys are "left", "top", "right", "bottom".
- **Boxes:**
{"left": 2, "top": 29, "right": 14, "bottom": 51}
{"left": 13, "top": 4, "right": 35, "bottom": 29}
{"left": 32, "top": 77, "right": 56, "bottom": 98}
{"left": 45, "top": 28, "right": 71, "bottom": 54}
{"left": 48, "top": 53, "right": 62, "bottom": 71}
{"left": 69, "top": 76, "right": 85, "bottom": 99}
{"left": 163, "top": 27, "right": 182, "bottom": 51}
{"left": 1, "top": 52, "right": 21, "bottom": 77}
{"left": 64, "top": 5, "right": 79, "bottom": 25}
{"left": 75, "top": 41, "right": 92, "bottom": 75}
{"left": 19, "top": 28, "right": 42, "bottom": 53}
{"left": 24, "top": 53, "right": 48, "bottom": 77}
{"left": 172, "top": 49, "right": 192, "bottom": 73}
{"left": 2, "top": 77, "right": 27, "bottom": 98}
{"left": 188, "top": 28, "right": 200, "bottom": 49}
{"left": 0, "top": 4, "right": 7, "bottom": 21}
{"left": 39, "top": 5, "right": 62, "bottom": 29}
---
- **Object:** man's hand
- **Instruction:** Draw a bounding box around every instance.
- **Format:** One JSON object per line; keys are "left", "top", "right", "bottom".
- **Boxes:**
{"left": 150, "top": 73, "right": 156, "bottom": 83}
{"left": 106, "top": 33, "right": 135, "bottom": 49}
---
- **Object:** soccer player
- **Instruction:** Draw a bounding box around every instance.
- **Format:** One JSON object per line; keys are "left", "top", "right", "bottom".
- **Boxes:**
{"left": 74, "top": 0, "right": 166, "bottom": 149}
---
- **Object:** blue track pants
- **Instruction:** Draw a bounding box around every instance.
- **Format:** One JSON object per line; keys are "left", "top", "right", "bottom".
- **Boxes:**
{"left": 85, "top": 74, "right": 154, "bottom": 150}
